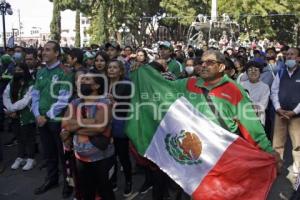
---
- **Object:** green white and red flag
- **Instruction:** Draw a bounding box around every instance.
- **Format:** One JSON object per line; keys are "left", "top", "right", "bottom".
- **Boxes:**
{"left": 126, "top": 66, "right": 276, "bottom": 200}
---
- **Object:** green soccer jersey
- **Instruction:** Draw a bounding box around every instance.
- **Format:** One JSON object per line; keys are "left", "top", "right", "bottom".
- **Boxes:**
{"left": 32, "top": 63, "right": 73, "bottom": 121}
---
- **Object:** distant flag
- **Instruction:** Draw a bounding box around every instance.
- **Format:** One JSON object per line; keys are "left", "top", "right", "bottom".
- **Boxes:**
{"left": 7, "top": 36, "right": 14, "bottom": 48}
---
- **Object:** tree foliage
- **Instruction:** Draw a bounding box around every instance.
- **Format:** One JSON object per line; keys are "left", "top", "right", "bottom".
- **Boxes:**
{"left": 160, "top": 0, "right": 207, "bottom": 26}
{"left": 218, "top": 0, "right": 300, "bottom": 44}
{"left": 50, "top": 0, "right": 61, "bottom": 42}
{"left": 49, "top": 0, "right": 93, "bottom": 45}
{"left": 87, "top": 0, "right": 162, "bottom": 45}
{"left": 49, "top": 0, "right": 300, "bottom": 45}
{"left": 158, "top": 0, "right": 208, "bottom": 41}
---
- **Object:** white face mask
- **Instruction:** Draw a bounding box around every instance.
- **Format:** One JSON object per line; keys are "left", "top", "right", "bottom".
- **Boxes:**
{"left": 285, "top": 60, "right": 297, "bottom": 69}
{"left": 185, "top": 66, "right": 194, "bottom": 75}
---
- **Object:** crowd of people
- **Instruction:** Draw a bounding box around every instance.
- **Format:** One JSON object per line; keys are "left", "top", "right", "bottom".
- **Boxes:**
{"left": 0, "top": 38, "right": 299, "bottom": 200}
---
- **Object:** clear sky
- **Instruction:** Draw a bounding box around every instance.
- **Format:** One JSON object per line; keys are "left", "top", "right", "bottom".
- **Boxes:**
{"left": 2, "top": 0, "right": 75, "bottom": 34}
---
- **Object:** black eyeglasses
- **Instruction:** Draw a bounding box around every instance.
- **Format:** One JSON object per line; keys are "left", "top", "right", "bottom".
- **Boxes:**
{"left": 201, "top": 59, "right": 220, "bottom": 66}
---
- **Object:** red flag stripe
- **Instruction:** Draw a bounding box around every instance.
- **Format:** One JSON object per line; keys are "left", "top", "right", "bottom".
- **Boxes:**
{"left": 192, "top": 137, "right": 276, "bottom": 200}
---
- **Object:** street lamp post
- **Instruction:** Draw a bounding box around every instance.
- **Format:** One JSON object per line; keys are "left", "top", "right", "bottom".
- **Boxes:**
{"left": 0, "top": 0, "right": 13, "bottom": 49}
{"left": 11, "top": 28, "right": 17, "bottom": 45}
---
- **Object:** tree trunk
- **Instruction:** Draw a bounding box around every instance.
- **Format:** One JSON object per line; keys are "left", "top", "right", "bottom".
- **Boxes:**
{"left": 50, "top": 0, "right": 61, "bottom": 42}
{"left": 99, "top": 0, "right": 109, "bottom": 43}
{"left": 75, "top": 9, "right": 81, "bottom": 47}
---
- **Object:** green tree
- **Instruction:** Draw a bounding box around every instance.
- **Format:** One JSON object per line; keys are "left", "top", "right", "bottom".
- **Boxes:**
{"left": 54, "top": 0, "right": 163, "bottom": 45}
{"left": 50, "top": 0, "right": 93, "bottom": 46}
{"left": 218, "top": 0, "right": 300, "bottom": 44}
{"left": 50, "top": 0, "right": 61, "bottom": 42}
{"left": 87, "top": 0, "right": 162, "bottom": 45}
{"left": 160, "top": 0, "right": 207, "bottom": 25}
{"left": 100, "top": 1, "right": 110, "bottom": 43}
{"left": 108, "top": 0, "right": 160, "bottom": 44}
{"left": 159, "top": 0, "right": 208, "bottom": 41}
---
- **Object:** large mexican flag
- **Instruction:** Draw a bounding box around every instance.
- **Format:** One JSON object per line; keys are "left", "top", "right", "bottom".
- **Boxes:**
{"left": 126, "top": 66, "right": 276, "bottom": 200}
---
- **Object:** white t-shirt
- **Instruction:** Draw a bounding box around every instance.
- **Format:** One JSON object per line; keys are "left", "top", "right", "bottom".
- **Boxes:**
{"left": 241, "top": 80, "right": 270, "bottom": 125}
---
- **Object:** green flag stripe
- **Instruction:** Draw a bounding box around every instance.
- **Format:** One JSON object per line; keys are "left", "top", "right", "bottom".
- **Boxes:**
{"left": 126, "top": 66, "right": 181, "bottom": 155}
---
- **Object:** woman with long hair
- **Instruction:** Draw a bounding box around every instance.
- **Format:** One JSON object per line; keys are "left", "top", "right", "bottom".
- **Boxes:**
{"left": 91, "top": 51, "right": 110, "bottom": 74}
{"left": 107, "top": 60, "right": 133, "bottom": 197}
{"left": 130, "top": 49, "right": 149, "bottom": 71}
{"left": 3, "top": 63, "right": 36, "bottom": 170}
{"left": 61, "top": 71, "right": 115, "bottom": 200}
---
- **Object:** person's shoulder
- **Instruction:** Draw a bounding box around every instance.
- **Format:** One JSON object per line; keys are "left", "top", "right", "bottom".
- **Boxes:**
{"left": 117, "top": 56, "right": 126, "bottom": 64}
{"left": 239, "top": 73, "right": 248, "bottom": 82}
{"left": 114, "top": 80, "right": 132, "bottom": 96}
{"left": 53, "top": 65, "right": 74, "bottom": 81}
{"left": 224, "top": 77, "right": 246, "bottom": 96}
{"left": 261, "top": 68, "right": 273, "bottom": 77}
{"left": 58, "top": 64, "right": 73, "bottom": 74}
{"left": 35, "top": 67, "right": 46, "bottom": 77}
{"left": 169, "top": 59, "right": 181, "bottom": 66}
{"left": 96, "top": 98, "right": 111, "bottom": 108}
{"left": 71, "top": 97, "right": 80, "bottom": 103}
{"left": 240, "top": 80, "right": 249, "bottom": 88}
{"left": 258, "top": 81, "right": 270, "bottom": 90}
{"left": 118, "top": 79, "right": 132, "bottom": 89}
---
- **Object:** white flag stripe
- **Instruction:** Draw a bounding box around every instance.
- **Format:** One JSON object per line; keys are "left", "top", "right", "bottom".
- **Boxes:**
{"left": 145, "top": 96, "right": 238, "bottom": 194}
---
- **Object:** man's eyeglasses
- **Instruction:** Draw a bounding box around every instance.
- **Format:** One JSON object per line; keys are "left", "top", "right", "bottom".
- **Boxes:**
{"left": 201, "top": 60, "right": 220, "bottom": 66}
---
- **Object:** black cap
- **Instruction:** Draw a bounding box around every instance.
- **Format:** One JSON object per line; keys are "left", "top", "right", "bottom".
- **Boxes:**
{"left": 105, "top": 41, "right": 121, "bottom": 51}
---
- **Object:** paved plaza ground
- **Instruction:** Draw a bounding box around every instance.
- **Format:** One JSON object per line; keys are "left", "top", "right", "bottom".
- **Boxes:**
{"left": 0, "top": 130, "right": 295, "bottom": 200}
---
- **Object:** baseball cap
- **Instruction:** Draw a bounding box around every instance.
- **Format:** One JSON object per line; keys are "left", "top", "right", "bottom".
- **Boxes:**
{"left": 158, "top": 41, "right": 174, "bottom": 51}
{"left": 105, "top": 41, "right": 121, "bottom": 51}
{"left": 0, "top": 54, "right": 13, "bottom": 65}
{"left": 83, "top": 51, "right": 95, "bottom": 63}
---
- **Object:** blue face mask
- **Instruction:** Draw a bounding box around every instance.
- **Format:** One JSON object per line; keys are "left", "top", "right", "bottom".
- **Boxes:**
{"left": 285, "top": 60, "right": 297, "bottom": 69}
{"left": 13, "top": 52, "right": 23, "bottom": 61}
